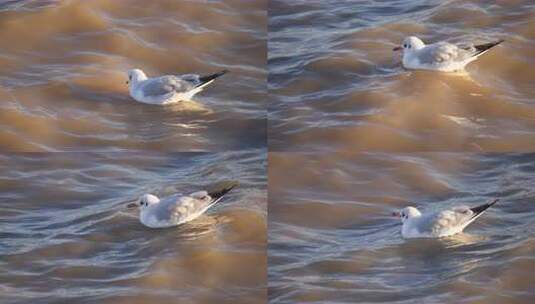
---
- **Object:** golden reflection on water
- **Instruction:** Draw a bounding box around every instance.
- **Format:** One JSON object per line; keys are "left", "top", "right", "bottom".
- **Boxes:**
{"left": 0, "top": 0, "right": 267, "bottom": 151}
{"left": 0, "top": 151, "right": 267, "bottom": 303}
{"left": 268, "top": 0, "right": 535, "bottom": 152}
{"left": 269, "top": 151, "right": 535, "bottom": 303}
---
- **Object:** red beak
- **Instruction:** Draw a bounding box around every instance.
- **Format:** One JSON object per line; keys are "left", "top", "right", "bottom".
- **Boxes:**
{"left": 392, "top": 46, "right": 402, "bottom": 51}
{"left": 392, "top": 211, "right": 401, "bottom": 217}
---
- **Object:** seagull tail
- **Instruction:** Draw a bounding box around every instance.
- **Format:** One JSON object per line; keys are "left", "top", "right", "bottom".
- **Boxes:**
{"left": 472, "top": 40, "right": 504, "bottom": 56}
{"left": 196, "top": 70, "right": 229, "bottom": 88}
{"left": 207, "top": 182, "right": 238, "bottom": 204}
{"left": 469, "top": 199, "right": 499, "bottom": 218}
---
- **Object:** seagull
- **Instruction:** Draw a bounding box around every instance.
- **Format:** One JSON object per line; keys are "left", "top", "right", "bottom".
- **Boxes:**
{"left": 393, "top": 199, "right": 499, "bottom": 238}
{"left": 127, "top": 184, "right": 236, "bottom": 228}
{"left": 126, "top": 69, "right": 228, "bottom": 105}
{"left": 393, "top": 36, "right": 504, "bottom": 72}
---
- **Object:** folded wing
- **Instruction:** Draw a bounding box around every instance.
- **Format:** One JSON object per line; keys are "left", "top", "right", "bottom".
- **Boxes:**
{"left": 422, "top": 207, "right": 474, "bottom": 236}
{"left": 153, "top": 183, "right": 237, "bottom": 225}
{"left": 140, "top": 76, "right": 195, "bottom": 97}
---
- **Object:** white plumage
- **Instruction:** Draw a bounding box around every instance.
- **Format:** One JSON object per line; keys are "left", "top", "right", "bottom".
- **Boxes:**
{"left": 393, "top": 199, "right": 499, "bottom": 238}
{"left": 127, "top": 184, "right": 236, "bottom": 228}
{"left": 126, "top": 68, "right": 228, "bottom": 105}
{"left": 393, "top": 36, "right": 504, "bottom": 72}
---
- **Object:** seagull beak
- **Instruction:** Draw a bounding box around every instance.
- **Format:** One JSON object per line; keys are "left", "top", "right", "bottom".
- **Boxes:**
{"left": 392, "top": 211, "right": 401, "bottom": 217}
{"left": 127, "top": 202, "right": 138, "bottom": 209}
{"left": 392, "top": 46, "right": 402, "bottom": 51}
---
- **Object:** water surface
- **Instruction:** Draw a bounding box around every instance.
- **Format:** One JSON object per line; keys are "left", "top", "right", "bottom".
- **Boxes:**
{"left": 268, "top": 0, "right": 535, "bottom": 152}
{"left": 269, "top": 152, "right": 534, "bottom": 303}
{"left": 0, "top": 0, "right": 267, "bottom": 151}
{"left": 0, "top": 150, "right": 267, "bottom": 303}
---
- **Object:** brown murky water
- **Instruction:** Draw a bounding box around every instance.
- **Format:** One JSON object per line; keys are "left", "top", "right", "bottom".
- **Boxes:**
{"left": 0, "top": 0, "right": 266, "bottom": 151}
{"left": 2, "top": 0, "right": 535, "bottom": 303}
{"left": 268, "top": 0, "right": 535, "bottom": 152}
{"left": 0, "top": 150, "right": 267, "bottom": 303}
{"left": 269, "top": 152, "right": 535, "bottom": 303}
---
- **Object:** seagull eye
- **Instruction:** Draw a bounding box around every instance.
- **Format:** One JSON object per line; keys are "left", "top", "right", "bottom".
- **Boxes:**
{"left": 403, "top": 44, "right": 407, "bottom": 48}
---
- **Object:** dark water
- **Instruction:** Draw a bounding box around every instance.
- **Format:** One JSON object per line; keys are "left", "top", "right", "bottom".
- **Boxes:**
{"left": 269, "top": 152, "right": 535, "bottom": 303}
{"left": 0, "top": 150, "right": 267, "bottom": 304}
{"left": 0, "top": 0, "right": 267, "bottom": 151}
{"left": 268, "top": 0, "right": 535, "bottom": 152}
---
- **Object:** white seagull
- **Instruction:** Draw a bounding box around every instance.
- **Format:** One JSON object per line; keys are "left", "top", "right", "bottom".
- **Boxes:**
{"left": 126, "top": 69, "right": 228, "bottom": 105}
{"left": 127, "top": 184, "right": 236, "bottom": 228}
{"left": 393, "top": 36, "right": 504, "bottom": 72}
{"left": 393, "top": 199, "right": 499, "bottom": 238}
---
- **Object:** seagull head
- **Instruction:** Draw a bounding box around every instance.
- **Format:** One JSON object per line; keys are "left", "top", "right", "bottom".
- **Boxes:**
{"left": 393, "top": 36, "right": 425, "bottom": 52}
{"left": 393, "top": 206, "right": 422, "bottom": 223}
{"left": 127, "top": 193, "right": 160, "bottom": 210}
{"left": 126, "top": 69, "right": 148, "bottom": 86}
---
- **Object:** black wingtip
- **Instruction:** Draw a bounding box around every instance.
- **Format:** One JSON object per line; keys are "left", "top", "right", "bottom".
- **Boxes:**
{"left": 197, "top": 70, "right": 229, "bottom": 86}
{"left": 208, "top": 182, "right": 238, "bottom": 201}
{"left": 473, "top": 40, "right": 504, "bottom": 55}
{"left": 470, "top": 199, "right": 499, "bottom": 216}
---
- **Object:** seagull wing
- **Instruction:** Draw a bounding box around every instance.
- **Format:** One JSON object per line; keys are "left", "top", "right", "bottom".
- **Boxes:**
{"left": 151, "top": 192, "right": 213, "bottom": 225}
{"left": 407, "top": 207, "right": 471, "bottom": 237}
{"left": 151, "top": 184, "right": 236, "bottom": 225}
{"left": 139, "top": 76, "right": 195, "bottom": 97}
{"left": 428, "top": 207, "right": 477, "bottom": 236}
{"left": 179, "top": 70, "right": 228, "bottom": 89}
{"left": 419, "top": 42, "right": 464, "bottom": 64}
{"left": 461, "top": 40, "right": 504, "bottom": 57}
{"left": 143, "top": 183, "right": 236, "bottom": 227}
{"left": 433, "top": 199, "right": 499, "bottom": 234}
{"left": 178, "top": 74, "right": 203, "bottom": 86}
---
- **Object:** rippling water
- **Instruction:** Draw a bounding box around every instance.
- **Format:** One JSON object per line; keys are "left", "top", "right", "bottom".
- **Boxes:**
{"left": 269, "top": 152, "right": 535, "bottom": 303}
{"left": 268, "top": 0, "right": 535, "bottom": 152}
{"left": 0, "top": 150, "right": 266, "bottom": 303}
{"left": 3, "top": 1, "right": 535, "bottom": 303}
{"left": 0, "top": 0, "right": 266, "bottom": 151}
